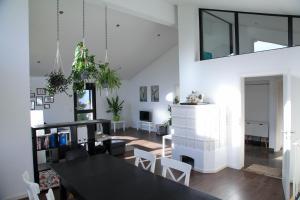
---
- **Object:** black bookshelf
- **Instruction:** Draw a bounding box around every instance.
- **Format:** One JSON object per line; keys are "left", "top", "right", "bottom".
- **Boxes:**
{"left": 31, "top": 119, "right": 111, "bottom": 183}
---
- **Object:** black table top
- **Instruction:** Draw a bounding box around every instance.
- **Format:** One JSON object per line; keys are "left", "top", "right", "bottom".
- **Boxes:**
{"left": 51, "top": 154, "right": 220, "bottom": 200}
{"left": 31, "top": 119, "right": 110, "bottom": 130}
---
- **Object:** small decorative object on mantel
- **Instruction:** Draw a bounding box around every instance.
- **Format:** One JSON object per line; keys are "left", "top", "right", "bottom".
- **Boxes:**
{"left": 181, "top": 91, "right": 205, "bottom": 105}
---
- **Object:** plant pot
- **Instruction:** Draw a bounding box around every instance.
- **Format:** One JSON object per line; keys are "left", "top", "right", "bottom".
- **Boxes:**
{"left": 113, "top": 115, "right": 120, "bottom": 121}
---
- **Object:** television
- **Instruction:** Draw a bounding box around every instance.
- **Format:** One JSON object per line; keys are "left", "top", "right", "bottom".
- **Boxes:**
{"left": 140, "top": 111, "right": 151, "bottom": 122}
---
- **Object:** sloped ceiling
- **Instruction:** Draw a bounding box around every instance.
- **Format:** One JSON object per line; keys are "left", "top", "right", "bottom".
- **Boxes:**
{"left": 165, "top": 0, "right": 300, "bottom": 16}
{"left": 29, "top": 0, "right": 178, "bottom": 80}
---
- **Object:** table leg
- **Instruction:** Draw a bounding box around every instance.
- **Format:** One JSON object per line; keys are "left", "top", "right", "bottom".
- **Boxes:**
{"left": 60, "top": 184, "right": 67, "bottom": 200}
{"left": 162, "top": 136, "right": 166, "bottom": 157}
{"left": 114, "top": 123, "right": 116, "bottom": 133}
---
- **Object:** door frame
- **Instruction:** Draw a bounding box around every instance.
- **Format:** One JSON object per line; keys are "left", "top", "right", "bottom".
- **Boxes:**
{"left": 73, "top": 83, "right": 97, "bottom": 121}
{"left": 241, "top": 72, "right": 290, "bottom": 199}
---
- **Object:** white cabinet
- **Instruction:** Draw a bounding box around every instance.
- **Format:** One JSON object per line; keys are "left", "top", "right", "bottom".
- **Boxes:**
{"left": 171, "top": 105, "right": 227, "bottom": 173}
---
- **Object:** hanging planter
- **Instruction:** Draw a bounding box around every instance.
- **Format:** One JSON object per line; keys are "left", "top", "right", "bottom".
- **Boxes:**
{"left": 70, "top": 42, "right": 98, "bottom": 93}
{"left": 45, "top": 0, "right": 71, "bottom": 96}
{"left": 96, "top": 63, "right": 121, "bottom": 93}
{"left": 46, "top": 69, "right": 71, "bottom": 96}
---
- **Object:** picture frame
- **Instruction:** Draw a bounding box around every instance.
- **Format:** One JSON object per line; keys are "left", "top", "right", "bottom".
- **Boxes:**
{"left": 44, "top": 104, "right": 50, "bottom": 109}
{"left": 151, "top": 85, "right": 159, "bottom": 102}
{"left": 140, "top": 86, "right": 147, "bottom": 102}
{"left": 36, "top": 96, "right": 43, "bottom": 106}
{"left": 36, "top": 88, "right": 46, "bottom": 95}
{"left": 31, "top": 100, "right": 35, "bottom": 110}
{"left": 30, "top": 93, "right": 35, "bottom": 98}
{"left": 44, "top": 96, "right": 54, "bottom": 103}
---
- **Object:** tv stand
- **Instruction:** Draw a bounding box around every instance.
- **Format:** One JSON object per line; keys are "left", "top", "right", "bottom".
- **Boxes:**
{"left": 137, "top": 121, "right": 155, "bottom": 133}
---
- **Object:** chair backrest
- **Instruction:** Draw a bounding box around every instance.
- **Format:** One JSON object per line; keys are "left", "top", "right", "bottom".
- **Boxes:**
{"left": 161, "top": 157, "right": 192, "bottom": 186}
{"left": 134, "top": 148, "right": 156, "bottom": 173}
{"left": 22, "top": 171, "right": 40, "bottom": 200}
{"left": 46, "top": 188, "right": 55, "bottom": 200}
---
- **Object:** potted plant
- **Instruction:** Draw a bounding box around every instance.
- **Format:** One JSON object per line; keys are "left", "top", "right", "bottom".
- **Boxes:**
{"left": 96, "top": 63, "right": 121, "bottom": 93}
{"left": 106, "top": 96, "right": 124, "bottom": 121}
{"left": 70, "top": 42, "right": 98, "bottom": 93}
{"left": 46, "top": 69, "right": 72, "bottom": 96}
{"left": 70, "top": 42, "right": 121, "bottom": 94}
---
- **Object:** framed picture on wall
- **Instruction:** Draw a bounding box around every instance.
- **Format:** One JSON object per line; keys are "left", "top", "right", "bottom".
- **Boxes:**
{"left": 44, "top": 104, "right": 50, "bottom": 109}
{"left": 140, "top": 86, "right": 147, "bottom": 102}
{"left": 36, "top": 88, "right": 46, "bottom": 95}
{"left": 31, "top": 100, "right": 35, "bottom": 110}
{"left": 151, "top": 85, "right": 159, "bottom": 102}
{"left": 44, "top": 96, "right": 54, "bottom": 103}
{"left": 30, "top": 93, "right": 35, "bottom": 98}
{"left": 36, "top": 96, "right": 43, "bottom": 106}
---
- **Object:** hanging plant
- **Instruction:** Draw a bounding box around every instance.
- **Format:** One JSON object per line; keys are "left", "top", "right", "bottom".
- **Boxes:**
{"left": 96, "top": 62, "right": 121, "bottom": 93}
{"left": 70, "top": 42, "right": 97, "bottom": 93}
{"left": 46, "top": 69, "right": 72, "bottom": 96}
{"left": 45, "top": 0, "right": 70, "bottom": 96}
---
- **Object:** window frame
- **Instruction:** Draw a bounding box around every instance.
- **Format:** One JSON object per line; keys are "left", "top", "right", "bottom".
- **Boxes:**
{"left": 199, "top": 10, "right": 234, "bottom": 60}
{"left": 73, "top": 83, "right": 97, "bottom": 121}
{"left": 199, "top": 8, "right": 300, "bottom": 60}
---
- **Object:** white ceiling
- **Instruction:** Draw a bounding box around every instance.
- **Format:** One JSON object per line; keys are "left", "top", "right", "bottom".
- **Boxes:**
{"left": 165, "top": 0, "right": 300, "bottom": 16}
{"left": 29, "top": 0, "right": 178, "bottom": 79}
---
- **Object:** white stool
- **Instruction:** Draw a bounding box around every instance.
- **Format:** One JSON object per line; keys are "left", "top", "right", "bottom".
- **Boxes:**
{"left": 111, "top": 121, "right": 126, "bottom": 133}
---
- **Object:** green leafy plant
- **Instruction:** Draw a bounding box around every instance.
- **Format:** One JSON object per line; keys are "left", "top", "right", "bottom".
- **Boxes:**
{"left": 70, "top": 42, "right": 121, "bottom": 94}
{"left": 46, "top": 69, "right": 72, "bottom": 96}
{"left": 70, "top": 42, "right": 97, "bottom": 92}
{"left": 96, "top": 63, "right": 121, "bottom": 93}
{"left": 106, "top": 96, "right": 124, "bottom": 121}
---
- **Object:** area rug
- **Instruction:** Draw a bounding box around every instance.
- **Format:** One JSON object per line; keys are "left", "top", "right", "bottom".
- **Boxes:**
{"left": 244, "top": 164, "right": 282, "bottom": 179}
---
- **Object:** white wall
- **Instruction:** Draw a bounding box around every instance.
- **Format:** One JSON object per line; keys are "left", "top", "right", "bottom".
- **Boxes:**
{"left": 30, "top": 77, "right": 131, "bottom": 125}
{"left": 245, "top": 82, "right": 269, "bottom": 122}
{"left": 177, "top": 4, "right": 300, "bottom": 169}
{"left": 0, "top": 0, "right": 33, "bottom": 199}
{"left": 127, "top": 46, "right": 179, "bottom": 128}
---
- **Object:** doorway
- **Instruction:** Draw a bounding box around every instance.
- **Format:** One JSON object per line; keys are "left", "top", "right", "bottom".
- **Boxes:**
{"left": 243, "top": 75, "right": 283, "bottom": 178}
{"left": 74, "top": 83, "right": 97, "bottom": 121}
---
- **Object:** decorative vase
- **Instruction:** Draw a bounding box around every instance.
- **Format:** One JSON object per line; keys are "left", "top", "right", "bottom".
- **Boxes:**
{"left": 113, "top": 115, "right": 120, "bottom": 121}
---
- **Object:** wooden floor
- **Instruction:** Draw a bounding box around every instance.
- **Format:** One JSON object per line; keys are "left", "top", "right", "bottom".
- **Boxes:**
{"left": 32, "top": 128, "right": 285, "bottom": 200}
{"left": 244, "top": 143, "right": 282, "bottom": 169}
{"left": 114, "top": 128, "right": 284, "bottom": 200}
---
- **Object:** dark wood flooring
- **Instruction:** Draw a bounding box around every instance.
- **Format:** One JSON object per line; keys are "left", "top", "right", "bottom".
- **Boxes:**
{"left": 244, "top": 143, "right": 282, "bottom": 169}
{"left": 29, "top": 128, "right": 285, "bottom": 200}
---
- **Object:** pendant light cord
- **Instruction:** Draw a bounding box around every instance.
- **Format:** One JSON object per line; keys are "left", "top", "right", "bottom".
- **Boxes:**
{"left": 54, "top": 0, "right": 64, "bottom": 73}
{"left": 105, "top": 5, "right": 109, "bottom": 63}
{"left": 82, "top": 0, "right": 85, "bottom": 44}
{"left": 56, "top": 0, "right": 60, "bottom": 42}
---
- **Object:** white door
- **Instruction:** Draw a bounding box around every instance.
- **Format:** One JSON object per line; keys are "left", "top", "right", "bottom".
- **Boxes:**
{"left": 282, "top": 74, "right": 300, "bottom": 200}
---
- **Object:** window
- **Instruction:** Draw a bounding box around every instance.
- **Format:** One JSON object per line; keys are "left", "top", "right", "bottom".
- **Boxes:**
{"left": 199, "top": 9, "right": 300, "bottom": 60}
{"left": 200, "top": 10, "right": 234, "bottom": 60}
{"left": 254, "top": 41, "right": 287, "bottom": 52}
{"left": 74, "top": 83, "right": 96, "bottom": 121}
{"left": 293, "top": 17, "right": 300, "bottom": 46}
{"left": 239, "top": 13, "right": 288, "bottom": 54}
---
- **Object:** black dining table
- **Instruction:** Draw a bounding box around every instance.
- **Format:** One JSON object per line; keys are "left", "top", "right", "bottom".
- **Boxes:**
{"left": 51, "top": 154, "right": 220, "bottom": 200}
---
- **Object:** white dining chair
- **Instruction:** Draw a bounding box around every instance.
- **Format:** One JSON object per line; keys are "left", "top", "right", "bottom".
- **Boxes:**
{"left": 134, "top": 148, "right": 156, "bottom": 173}
{"left": 46, "top": 188, "right": 55, "bottom": 200}
{"left": 161, "top": 157, "right": 192, "bottom": 186}
{"left": 22, "top": 171, "right": 40, "bottom": 200}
